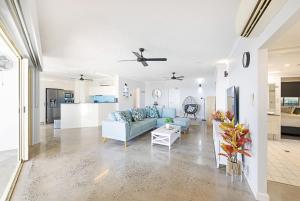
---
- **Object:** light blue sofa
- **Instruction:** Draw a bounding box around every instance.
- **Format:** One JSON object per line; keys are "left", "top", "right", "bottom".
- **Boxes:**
{"left": 102, "top": 107, "right": 191, "bottom": 146}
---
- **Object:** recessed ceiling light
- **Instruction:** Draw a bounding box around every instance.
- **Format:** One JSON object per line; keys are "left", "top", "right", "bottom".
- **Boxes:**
{"left": 196, "top": 78, "right": 204, "bottom": 84}
{"left": 268, "top": 71, "right": 280, "bottom": 74}
{"left": 284, "top": 64, "right": 291, "bottom": 67}
{"left": 216, "top": 59, "right": 229, "bottom": 65}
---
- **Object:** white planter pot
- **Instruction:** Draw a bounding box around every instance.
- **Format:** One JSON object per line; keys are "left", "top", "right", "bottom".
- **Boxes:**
{"left": 165, "top": 123, "right": 171, "bottom": 129}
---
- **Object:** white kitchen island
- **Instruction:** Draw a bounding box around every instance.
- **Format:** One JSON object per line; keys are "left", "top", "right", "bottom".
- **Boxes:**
{"left": 61, "top": 103, "right": 117, "bottom": 129}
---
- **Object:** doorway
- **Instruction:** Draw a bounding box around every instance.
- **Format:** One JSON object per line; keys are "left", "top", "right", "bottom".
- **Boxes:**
{"left": 0, "top": 24, "right": 28, "bottom": 200}
{"left": 263, "top": 8, "right": 300, "bottom": 199}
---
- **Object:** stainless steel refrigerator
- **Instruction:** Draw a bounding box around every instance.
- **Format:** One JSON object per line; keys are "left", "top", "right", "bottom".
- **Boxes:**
{"left": 46, "top": 88, "right": 65, "bottom": 124}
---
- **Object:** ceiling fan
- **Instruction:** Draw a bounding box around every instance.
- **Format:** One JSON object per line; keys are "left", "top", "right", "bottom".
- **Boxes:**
{"left": 72, "top": 74, "right": 93, "bottom": 81}
{"left": 167, "top": 72, "right": 184, "bottom": 81}
{"left": 118, "top": 48, "right": 167, "bottom": 67}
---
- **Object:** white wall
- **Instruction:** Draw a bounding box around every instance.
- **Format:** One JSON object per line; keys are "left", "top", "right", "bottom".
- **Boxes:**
{"left": 0, "top": 55, "right": 19, "bottom": 151}
{"left": 215, "top": 1, "right": 300, "bottom": 200}
{"left": 117, "top": 76, "right": 145, "bottom": 110}
{"left": 40, "top": 76, "right": 75, "bottom": 123}
{"left": 215, "top": 64, "right": 229, "bottom": 111}
{"left": 74, "top": 80, "right": 89, "bottom": 103}
{"left": 145, "top": 75, "right": 216, "bottom": 118}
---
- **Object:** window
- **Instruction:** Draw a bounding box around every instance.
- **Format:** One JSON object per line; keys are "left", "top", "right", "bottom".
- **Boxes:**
{"left": 281, "top": 97, "right": 299, "bottom": 106}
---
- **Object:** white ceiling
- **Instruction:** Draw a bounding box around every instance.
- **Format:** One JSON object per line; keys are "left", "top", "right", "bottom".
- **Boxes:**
{"left": 269, "top": 50, "right": 300, "bottom": 76}
{"left": 268, "top": 17, "right": 300, "bottom": 76}
{"left": 268, "top": 18, "right": 300, "bottom": 50}
{"left": 37, "top": 0, "right": 240, "bottom": 81}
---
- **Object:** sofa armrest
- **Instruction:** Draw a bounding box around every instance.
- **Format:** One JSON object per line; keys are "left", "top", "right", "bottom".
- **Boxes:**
{"left": 101, "top": 120, "right": 129, "bottom": 141}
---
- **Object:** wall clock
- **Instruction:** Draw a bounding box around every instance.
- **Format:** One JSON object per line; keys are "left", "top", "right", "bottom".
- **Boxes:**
{"left": 152, "top": 89, "right": 162, "bottom": 99}
{"left": 242, "top": 52, "right": 250, "bottom": 68}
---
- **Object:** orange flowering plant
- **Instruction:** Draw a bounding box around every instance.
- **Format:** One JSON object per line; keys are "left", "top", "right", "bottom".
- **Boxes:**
{"left": 212, "top": 110, "right": 234, "bottom": 122}
{"left": 219, "top": 119, "right": 252, "bottom": 163}
{"left": 212, "top": 110, "right": 225, "bottom": 122}
{"left": 225, "top": 111, "right": 234, "bottom": 121}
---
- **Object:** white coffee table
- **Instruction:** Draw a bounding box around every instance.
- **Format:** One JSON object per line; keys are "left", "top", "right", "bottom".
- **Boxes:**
{"left": 151, "top": 125, "right": 181, "bottom": 150}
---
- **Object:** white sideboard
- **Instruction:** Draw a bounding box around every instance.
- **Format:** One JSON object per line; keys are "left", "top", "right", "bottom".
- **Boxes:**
{"left": 212, "top": 120, "right": 227, "bottom": 168}
{"left": 61, "top": 103, "right": 117, "bottom": 129}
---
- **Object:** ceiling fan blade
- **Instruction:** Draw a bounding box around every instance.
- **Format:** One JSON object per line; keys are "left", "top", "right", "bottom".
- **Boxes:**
{"left": 118, "top": 59, "right": 137, "bottom": 62}
{"left": 176, "top": 76, "right": 184, "bottom": 79}
{"left": 141, "top": 61, "right": 148, "bottom": 67}
{"left": 177, "top": 78, "right": 183, "bottom": 81}
{"left": 132, "top": 51, "right": 142, "bottom": 59}
{"left": 145, "top": 58, "right": 167, "bottom": 61}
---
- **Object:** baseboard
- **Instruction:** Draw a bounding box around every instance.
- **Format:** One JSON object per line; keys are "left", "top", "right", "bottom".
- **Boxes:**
{"left": 244, "top": 174, "right": 269, "bottom": 201}
{"left": 256, "top": 192, "right": 270, "bottom": 201}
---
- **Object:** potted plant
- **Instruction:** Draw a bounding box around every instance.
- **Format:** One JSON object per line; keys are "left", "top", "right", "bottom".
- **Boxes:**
{"left": 164, "top": 118, "right": 173, "bottom": 129}
{"left": 219, "top": 119, "right": 252, "bottom": 176}
{"left": 225, "top": 111, "right": 234, "bottom": 121}
{"left": 212, "top": 110, "right": 234, "bottom": 122}
{"left": 212, "top": 110, "right": 225, "bottom": 122}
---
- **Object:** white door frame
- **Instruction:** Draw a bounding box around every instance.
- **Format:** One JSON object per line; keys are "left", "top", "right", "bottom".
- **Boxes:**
{"left": 0, "top": 23, "right": 29, "bottom": 201}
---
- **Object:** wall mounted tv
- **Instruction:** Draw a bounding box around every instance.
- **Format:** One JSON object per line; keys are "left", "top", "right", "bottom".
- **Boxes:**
{"left": 227, "top": 86, "right": 239, "bottom": 124}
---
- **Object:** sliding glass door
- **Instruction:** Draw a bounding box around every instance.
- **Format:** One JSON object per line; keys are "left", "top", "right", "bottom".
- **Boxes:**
{"left": 0, "top": 24, "right": 28, "bottom": 200}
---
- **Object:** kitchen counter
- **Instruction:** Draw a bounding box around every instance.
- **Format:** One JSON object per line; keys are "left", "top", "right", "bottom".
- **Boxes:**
{"left": 60, "top": 103, "right": 117, "bottom": 129}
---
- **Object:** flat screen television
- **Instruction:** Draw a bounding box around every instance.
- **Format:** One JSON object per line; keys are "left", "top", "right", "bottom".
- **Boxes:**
{"left": 227, "top": 86, "right": 239, "bottom": 124}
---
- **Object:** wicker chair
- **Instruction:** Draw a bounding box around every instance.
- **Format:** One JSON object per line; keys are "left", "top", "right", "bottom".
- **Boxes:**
{"left": 182, "top": 96, "right": 199, "bottom": 119}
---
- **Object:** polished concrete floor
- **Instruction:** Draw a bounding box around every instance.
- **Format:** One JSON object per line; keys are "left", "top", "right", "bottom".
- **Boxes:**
{"left": 11, "top": 124, "right": 257, "bottom": 201}
{"left": 0, "top": 149, "right": 18, "bottom": 197}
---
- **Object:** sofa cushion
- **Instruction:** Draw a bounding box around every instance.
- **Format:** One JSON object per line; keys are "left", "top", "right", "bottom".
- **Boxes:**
{"left": 173, "top": 117, "right": 191, "bottom": 128}
{"left": 124, "top": 110, "right": 133, "bottom": 122}
{"left": 156, "top": 118, "right": 168, "bottom": 128}
{"left": 130, "top": 118, "right": 156, "bottom": 137}
{"left": 131, "top": 108, "right": 144, "bottom": 121}
{"left": 140, "top": 108, "right": 147, "bottom": 118}
{"left": 114, "top": 111, "right": 132, "bottom": 126}
{"left": 162, "top": 107, "right": 176, "bottom": 118}
{"left": 146, "top": 106, "right": 159, "bottom": 118}
{"left": 156, "top": 106, "right": 164, "bottom": 118}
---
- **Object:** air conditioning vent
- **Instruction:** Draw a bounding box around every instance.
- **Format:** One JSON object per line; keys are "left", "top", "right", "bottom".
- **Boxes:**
{"left": 240, "top": 0, "right": 272, "bottom": 37}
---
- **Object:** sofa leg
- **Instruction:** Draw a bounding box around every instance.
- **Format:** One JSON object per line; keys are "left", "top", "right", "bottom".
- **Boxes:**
{"left": 102, "top": 137, "right": 107, "bottom": 143}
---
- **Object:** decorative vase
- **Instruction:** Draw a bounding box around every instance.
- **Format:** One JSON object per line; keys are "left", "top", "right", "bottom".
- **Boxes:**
{"left": 226, "top": 159, "right": 242, "bottom": 176}
{"left": 165, "top": 123, "right": 171, "bottom": 129}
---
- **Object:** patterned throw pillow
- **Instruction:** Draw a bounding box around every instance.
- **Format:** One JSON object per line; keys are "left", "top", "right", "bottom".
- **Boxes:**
{"left": 140, "top": 108, "right": 148, "bottom": 118}
{"left": 114, "top": 111, "right": 132, "bottom": 126}
{"left": 131, "top": 108, "right": 144, "bottom": 121}
{"left": 146, "top": 106, "right": 159, "bottom": 118}
{"left": 123, "top": 111, "right": 133, "bottom": 122}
